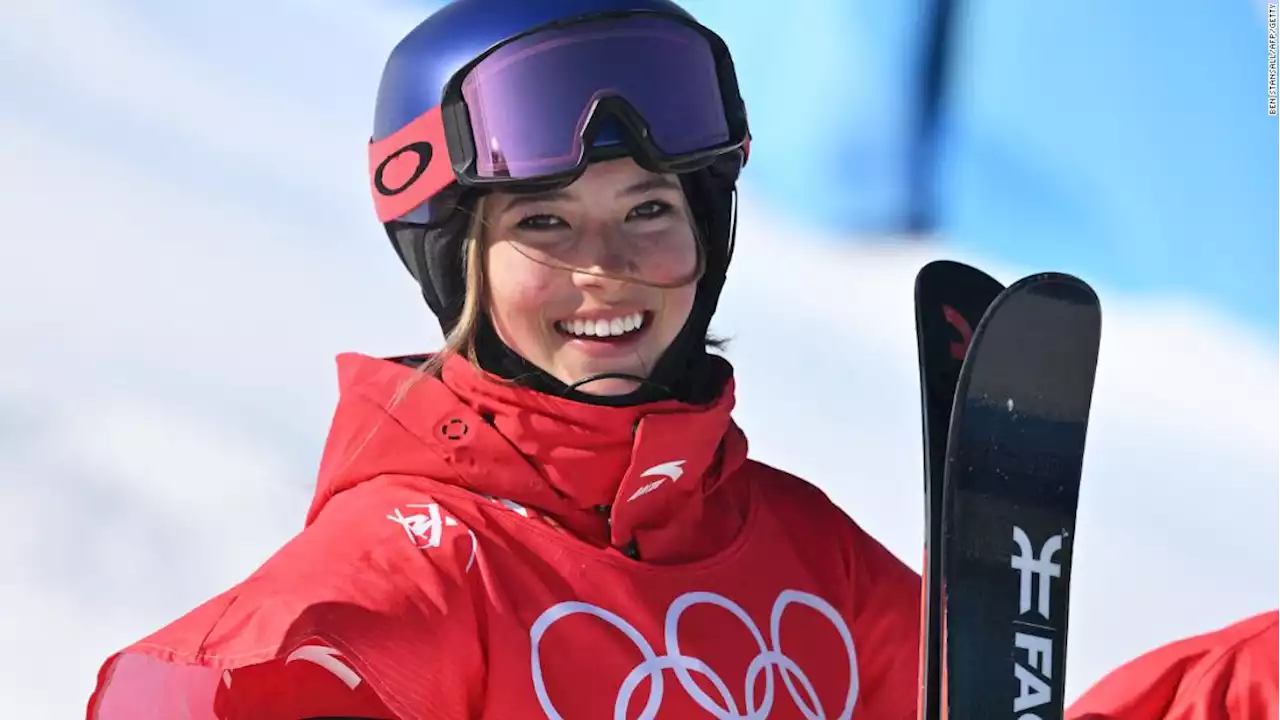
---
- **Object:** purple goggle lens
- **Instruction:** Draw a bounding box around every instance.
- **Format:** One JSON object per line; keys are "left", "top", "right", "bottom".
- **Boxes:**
{"left": 460, "top": 15, "right": 733, "bottom": 180}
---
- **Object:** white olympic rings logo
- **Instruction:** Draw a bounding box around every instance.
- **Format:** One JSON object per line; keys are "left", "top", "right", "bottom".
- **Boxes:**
{"left": 529, "top": 589, "right": 859, "bottom": 720}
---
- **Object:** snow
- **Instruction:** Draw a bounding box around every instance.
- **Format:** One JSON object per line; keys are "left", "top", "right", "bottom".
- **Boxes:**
{"left": 0, "top": 0, "right": 1275, "bottom": 717}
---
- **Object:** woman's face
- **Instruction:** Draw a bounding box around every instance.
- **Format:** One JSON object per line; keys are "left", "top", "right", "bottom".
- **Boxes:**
{"left": 483, "top": 158, "right": 699, "bottom": 396}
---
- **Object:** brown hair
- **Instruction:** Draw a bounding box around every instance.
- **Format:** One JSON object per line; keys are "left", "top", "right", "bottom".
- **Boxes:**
{"left": 390, "top": 198, "right": 490, "bottom": 405}
{"left": 420, "top": 197, "right": 490, "bottom": 378}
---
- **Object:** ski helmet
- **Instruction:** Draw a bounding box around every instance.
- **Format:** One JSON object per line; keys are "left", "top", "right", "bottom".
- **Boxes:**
{"left": 369, "top": 0, "right": 750, "bottom": 340}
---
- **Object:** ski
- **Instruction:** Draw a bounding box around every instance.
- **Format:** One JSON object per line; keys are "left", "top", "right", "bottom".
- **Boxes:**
{"left": 938, "top": 272, "right": 1102, "bottom": 719}
{"left": 913, "top": 260, "right": 1005, "bottom": 720}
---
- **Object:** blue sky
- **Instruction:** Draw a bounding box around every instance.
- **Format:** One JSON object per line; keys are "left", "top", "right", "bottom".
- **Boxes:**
{"left": 0, "top": 1, "right": 1275, "bottom": 717}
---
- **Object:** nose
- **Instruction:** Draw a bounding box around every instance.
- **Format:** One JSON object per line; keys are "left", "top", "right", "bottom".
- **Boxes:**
{"left": 571, "top": 227, "right": 640, "bottom": 288}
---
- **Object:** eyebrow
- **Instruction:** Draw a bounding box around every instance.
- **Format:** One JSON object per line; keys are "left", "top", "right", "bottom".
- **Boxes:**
{"left": 619, "top": 175, "right": 682, "bottom": 196}
{"left": 499, "top": 174, "right": 681, "bottom": 213}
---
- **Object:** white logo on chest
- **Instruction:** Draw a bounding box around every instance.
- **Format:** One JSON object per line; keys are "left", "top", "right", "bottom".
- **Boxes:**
{"left": 387, "top": 503, "right": 477, "bottom": 572}
{"left": 627, "top": 460, "right": 687, "bottom": 502}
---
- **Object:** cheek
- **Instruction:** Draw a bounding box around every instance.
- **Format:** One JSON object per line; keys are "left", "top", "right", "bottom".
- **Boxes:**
{"left": 486, "top": 248, "right": 563, "bottom": 340}
{"left": 640, "top": 229, "right": 701, "bottom": 286}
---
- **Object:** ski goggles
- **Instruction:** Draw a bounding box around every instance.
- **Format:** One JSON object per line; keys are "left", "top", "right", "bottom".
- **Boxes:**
{"left": 369, "top": 12, "right": 750, "bottom": 225}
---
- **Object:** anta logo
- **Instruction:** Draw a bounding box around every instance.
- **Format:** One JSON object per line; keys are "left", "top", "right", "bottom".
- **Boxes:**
{"left": 626, "top": 460, "right": 686, "bottom": 502}
{"left": 283, "top": 645, "right": 362, "bottom": 690}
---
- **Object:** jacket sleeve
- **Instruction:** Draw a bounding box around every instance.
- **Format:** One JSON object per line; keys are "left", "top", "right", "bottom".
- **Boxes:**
{"left": 87, "top": 483, "right": 486, "bottom": 720}
{"left": 1066, "top": 610, "right": 1278, "bottom": 720}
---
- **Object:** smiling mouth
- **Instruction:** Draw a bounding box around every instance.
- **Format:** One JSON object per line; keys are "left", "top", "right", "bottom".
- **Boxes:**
{"left": 555, "top": 311, "right": 650, "bottom": 341}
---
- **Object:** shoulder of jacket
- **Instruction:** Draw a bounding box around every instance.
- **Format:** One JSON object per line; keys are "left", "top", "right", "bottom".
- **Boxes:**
{"left": 738, "top": 458, "right": 919, "bottom": 579}
{"left": 1067, "top": 611, "right": 1279, "bottom": 720}
{"left": 730, "top": 459, "right": 869, "bottom": 554}
{"left": 736, "top": 458, "right": 844, "bottom": 515}
{"left": 1216, "top": 608, "right": 1278, "bottom": 654}
{"left": 1181, "top": 610, "right": 1279, "bottom": 700}
{"left": 237, "top": 477, "right": 487, "bottom": 609}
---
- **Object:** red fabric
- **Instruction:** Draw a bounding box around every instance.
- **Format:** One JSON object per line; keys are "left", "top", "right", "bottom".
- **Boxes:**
{"left": 86, "top": 353, "right": 922, "bottom": 719}
{"left": 1068, "top": 610, "right": 1279, "bottom": 720}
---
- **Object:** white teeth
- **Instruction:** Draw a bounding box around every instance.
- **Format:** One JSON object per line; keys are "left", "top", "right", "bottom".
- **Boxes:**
{"left": 557, "top": 312, "right": 646, "bottom": 338}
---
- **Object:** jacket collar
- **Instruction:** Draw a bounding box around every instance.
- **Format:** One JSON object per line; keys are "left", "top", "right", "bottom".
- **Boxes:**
{"left": 308, "top": 352, "right": 750, "bottom": 562}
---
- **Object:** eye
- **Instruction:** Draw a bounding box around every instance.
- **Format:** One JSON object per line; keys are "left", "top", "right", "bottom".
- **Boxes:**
{"left": 626, "top": 200, "right": 673, "bottom": 221}
{"left": 515, "top": 213, "right": 567, "bottom": 231}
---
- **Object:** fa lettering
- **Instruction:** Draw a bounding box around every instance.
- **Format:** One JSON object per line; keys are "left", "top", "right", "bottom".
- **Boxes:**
{"left": 1010, "top": 526, "right": 1063, "bottom": 719}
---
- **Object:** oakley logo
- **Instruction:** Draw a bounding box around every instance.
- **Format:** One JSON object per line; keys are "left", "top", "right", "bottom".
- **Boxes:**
{"left": 530, "top": 589, "right": 859, "bottom": 719}
{"left": 627, "top": 460, "right": 686, "bottom": 502}
{"left": 373, "top": 140, "right": 434, "bottom": 196}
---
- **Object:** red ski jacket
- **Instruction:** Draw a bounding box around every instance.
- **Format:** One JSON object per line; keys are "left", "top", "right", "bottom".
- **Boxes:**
{"left": 1068, "top": 609, "right": 1279, "bottom": 720}
{"left": 86, "top": 353, "right": 922, "bottom": 719}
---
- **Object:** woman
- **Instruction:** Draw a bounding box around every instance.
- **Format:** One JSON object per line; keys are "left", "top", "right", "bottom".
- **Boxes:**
{"left": 85, "top": 1, "right": 922, "bottom": 718}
